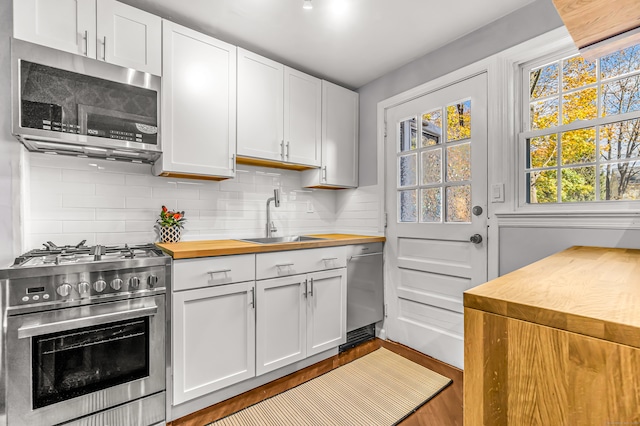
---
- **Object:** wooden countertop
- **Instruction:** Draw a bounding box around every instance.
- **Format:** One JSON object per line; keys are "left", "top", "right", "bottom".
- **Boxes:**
{"left": 156, "top": 234, "right": 385, "bottom": 259}
{"left": 464, "top": 246, "right": 640, "bottom": 349}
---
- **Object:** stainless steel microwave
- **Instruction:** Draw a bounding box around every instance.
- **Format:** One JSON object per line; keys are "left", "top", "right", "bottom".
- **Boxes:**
{"left": 11, "top": 38, "right": 161, "bottom": 163}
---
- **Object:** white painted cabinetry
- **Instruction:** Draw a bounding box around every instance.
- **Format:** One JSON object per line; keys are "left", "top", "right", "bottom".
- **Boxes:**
{"left": 237, "top": 48, "right": 284, "bottom": 162}
{"left": 302, "top": 81, "right": 359, "bottom": 189}
{"left": 237, "top": 49, "right": 321, "bottom": 168}
{"left": 13, "top": 0, "right": 97, "bottom": 58}
{"left": 96, "top": 0, "right": 161, "bottom": 75}
{"left": 13, "top": 0, "right": 161, "bottom": 75}
{"left": 172, "top": 255, "right": 256, "bottom": 405}
{"left": 154, "top": 21, "right": 236, "bottom": 179}
{"left": 255, "top": 247, "right": 347, "bottom": 375}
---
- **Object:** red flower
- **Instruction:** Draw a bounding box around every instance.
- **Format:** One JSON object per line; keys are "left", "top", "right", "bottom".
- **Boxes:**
{"left": 162, "top": 206, "right": 168, "bottom": 213}
{"left": 173, "top": 213, "right": 182, "bottom": 220}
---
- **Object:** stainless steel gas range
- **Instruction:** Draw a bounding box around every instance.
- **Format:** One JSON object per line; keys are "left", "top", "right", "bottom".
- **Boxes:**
{"left": 0, "top": 242, "right": 170, "bottom": 426}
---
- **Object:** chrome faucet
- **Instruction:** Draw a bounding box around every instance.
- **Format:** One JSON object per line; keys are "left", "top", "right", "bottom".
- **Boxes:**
{"left": 266, "top": 189, "right": 280, "bottom": 237}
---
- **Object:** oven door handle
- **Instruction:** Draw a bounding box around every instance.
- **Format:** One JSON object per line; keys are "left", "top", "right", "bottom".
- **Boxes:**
{"left": 17, "top": 305, "right": 158, "bottom": 339}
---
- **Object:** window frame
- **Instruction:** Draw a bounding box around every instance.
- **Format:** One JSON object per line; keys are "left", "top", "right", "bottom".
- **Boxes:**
{"left": 517, "top": 43, "right": 640, "bottom": 211}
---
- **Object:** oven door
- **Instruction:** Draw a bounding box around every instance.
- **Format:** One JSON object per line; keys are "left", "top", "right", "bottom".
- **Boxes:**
{"left": 6, "top": 295, "right": 165, "bottom": 426}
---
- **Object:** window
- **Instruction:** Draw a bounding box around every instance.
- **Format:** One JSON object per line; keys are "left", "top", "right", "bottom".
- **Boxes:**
{"left": 521, "top": 44, "right": 640, "bottom": 204}
{"left": 397, "top": 100, "right": 472, "bottom": 223}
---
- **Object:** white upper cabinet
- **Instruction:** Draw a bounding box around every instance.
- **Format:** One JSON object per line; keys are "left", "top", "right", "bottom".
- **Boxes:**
{"left": 237, "top": 48, "right": 284, "bottom": 162}
{"left": 13, "top": 0, "right": 161, "bottom": 75}
{"left": 237, "top": 49, "right": 322, "bottom": 168}
{"left": 13, "top": 0, "right": 97, "bottom": 57}
{"left": 154, "top": 21, "right": 236, "bottom": 180}
{"left": 302, "top": 81, "right": 359, "bottom": 189}
{"left": 284, "top": 67, "right": 322, "bottom": 167}
{"left": 96, "top": 0, "right": 161, "bottom": 75}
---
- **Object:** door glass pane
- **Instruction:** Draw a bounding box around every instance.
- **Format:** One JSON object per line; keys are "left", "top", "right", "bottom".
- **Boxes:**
{"left": 421, "top": 188, "right": 442, "bottom": 222}
{"left": 446, "top": 100, "right": 471, "bottom": 142}
{"left": 399, "top": 153, "right": 417, "bottom": 187}
{"left": 446, "top": 185, "right": 471, "bottom": 222}
{"left": 399, "top": 117, "right": 417, "bottom": 152}
{"left": 399, "top": 190, "right": 417, "bottom": 222}
{"left": 421, "top": 109, "right": 442, "bottom": 147}
{"left": 600, "top": 162, "right": 640, "bottom": 200}
{"left": 421, "top": 149, "right": 441, "bottom": 184}
{"left": 32, "top": 318, "right": 149, "bottom": 409}
{"left": 447, "top": 143, "right": 471, "bottom": 182}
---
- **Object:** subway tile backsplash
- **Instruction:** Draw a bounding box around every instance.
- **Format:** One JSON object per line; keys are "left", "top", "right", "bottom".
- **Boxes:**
{"left": 25, "top": 153, "right": 342, "bottom": 250}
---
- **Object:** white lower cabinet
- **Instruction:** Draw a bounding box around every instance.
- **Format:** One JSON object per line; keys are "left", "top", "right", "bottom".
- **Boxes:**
{"left": 172, "top": 281, "right": 255, "bottom": 405}
{"left": 256, "top": 275, "right": 306, "bottom": 376}
{"left": 256, "top": 268, "right": 347, "bottom": 376}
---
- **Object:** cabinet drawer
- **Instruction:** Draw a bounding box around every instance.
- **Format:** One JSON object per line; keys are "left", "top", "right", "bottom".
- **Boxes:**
{"left": 256, "top": 247, "right": 346, "bottom": 280}
{"left": 173, "top": 254, "right": 255, "bottom": 291}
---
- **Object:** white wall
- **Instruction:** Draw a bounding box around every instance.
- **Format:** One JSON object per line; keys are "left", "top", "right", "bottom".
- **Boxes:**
{"left": 356, "top": 0, "right": 564, "bottom": 187}
{"left": 24, "top": 154, "right": 337, "bottom": 250}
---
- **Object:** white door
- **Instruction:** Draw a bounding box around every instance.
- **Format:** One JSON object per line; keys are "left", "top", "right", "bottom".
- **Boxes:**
{"left": 321, "top": 81, "right": 359, "bottom": 188}
{"left": 159, "top": 21, "right": 236, "bottom": 179}
{"left": 97, "top": 0, "right": 161, "bottom": 75}
{"left": 384, "top": 73, "right": 488, "bottom": 369}
{"left": 306, "top": 268, "right": 347, "bottom": 356}
{"left": 284, "top": 67, "right": 321, "bottom": 167}
{"left": 172, "top": 282, "right": 255, "bottom": 405}
{"left": 13, "top": 0, "right": 96, "bottom": 58}
{"left": 256, "top": 275, "right": 306, "bottom": 375}
{"left": 237, "top": 48, "right": 284, "bottom": 162}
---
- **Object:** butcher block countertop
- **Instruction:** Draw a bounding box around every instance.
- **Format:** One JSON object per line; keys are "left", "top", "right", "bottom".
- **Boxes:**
{"left": 156, "top": 234, "right": 385, "bottom": 259}
{"left": 464, "top": 246, "right": 640, "bottom": 349}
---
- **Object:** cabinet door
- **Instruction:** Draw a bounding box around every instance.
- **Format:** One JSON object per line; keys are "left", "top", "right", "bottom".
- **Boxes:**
{"left": 13, "top": 0, "right": 96, "bottom": 58}
{"left": 237, "top": 48, "right": 284, "bottom": 162}
{"left": 284, "top": 67, "right": 321, "bottom": 167}
{"left": 159, "top": 21, "right": 236, "bottom": 178}
{"left": 256, "top": 275, "right": 306, "bottom": 375}
{"left": 307, "top": 268, "right": 347, "bottom": 356}
{"left": 96, "top": 0, "right": 161, "bottom": 75}
{"left": 172, "top": 282, "right": 255, "bottom": 404}
{"left": 321, "top": 81, "right": 359, "bottom": 187}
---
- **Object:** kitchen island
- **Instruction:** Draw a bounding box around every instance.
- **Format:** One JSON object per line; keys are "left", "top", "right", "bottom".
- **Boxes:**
{"left": 464, "top": 246, "right": 640, "bottom": 424}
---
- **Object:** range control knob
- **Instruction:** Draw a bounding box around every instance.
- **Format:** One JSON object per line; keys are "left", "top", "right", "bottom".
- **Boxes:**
{"left": 78, "top": 281, "right": 91, "bottom": 295}
{"left": 57, "top": 283, "right": 72, "bottom": 297}
{"left": 147, "top": 275, "right": 158, "bottom": 288}
{"left": 129, "top": 276, "right": 140, "bottom": 289}
{"left": 94, "top": 279, "right": 107, "bottom": 292}
{"left": 111, "top": 278, "right": 123, "bottom": 291}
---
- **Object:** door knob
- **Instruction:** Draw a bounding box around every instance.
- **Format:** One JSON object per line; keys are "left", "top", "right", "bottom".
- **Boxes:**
{"left": 472, "top": 206, "right": 483, "bottom": 216}
{"left": 470, "top": 234, "right": 483, "bottom": 244}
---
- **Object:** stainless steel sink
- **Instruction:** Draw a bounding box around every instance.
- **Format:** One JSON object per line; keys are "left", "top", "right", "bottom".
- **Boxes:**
{"left": 239, "top": 236, "right": 326, "bottom": 244}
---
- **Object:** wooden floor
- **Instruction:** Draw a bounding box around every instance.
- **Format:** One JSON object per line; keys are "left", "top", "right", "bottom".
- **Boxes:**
{"left": 169, "top": 338, "right": 463, "bottom": 426}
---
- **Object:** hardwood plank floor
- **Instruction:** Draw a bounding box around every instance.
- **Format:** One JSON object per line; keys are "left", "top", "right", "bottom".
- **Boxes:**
{"left": 168, "top": 339, "right": 463, "bottom": 426}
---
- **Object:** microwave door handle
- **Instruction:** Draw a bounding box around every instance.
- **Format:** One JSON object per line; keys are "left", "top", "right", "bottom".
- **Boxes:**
{"left": 17, "top": 305, "right": 158, "bottom": 339}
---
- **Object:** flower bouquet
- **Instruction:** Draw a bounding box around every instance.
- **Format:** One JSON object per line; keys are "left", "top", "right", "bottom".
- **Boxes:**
{"left": 157, "top": 206, "right": 186, "bottom": 243}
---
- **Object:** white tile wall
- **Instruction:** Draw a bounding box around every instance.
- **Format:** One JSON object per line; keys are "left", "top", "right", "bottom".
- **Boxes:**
{"left": 25, "top": 154, "right": 340, "bottom": 250}
{"left": 335, "top": 184, "right": 383, "bottom": 235}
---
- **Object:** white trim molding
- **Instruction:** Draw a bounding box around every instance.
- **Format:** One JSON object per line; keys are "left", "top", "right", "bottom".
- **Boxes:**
{"left": 497, "top": 211, "right": 640, "bottom": 230}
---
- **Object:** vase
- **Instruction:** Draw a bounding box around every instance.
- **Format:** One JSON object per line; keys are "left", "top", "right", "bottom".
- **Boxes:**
{"left": 159, "top": 225, "right": 182, "bottom": 243}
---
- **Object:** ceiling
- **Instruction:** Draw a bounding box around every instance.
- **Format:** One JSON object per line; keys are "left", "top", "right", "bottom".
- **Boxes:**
{"left": 122, "top": 0, "right": 537, "bottom": 89}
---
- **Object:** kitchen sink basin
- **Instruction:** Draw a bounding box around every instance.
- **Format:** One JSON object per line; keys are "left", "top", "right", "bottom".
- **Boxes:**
{"left": 239, "top": 236, "right": 326, "bottom": 244}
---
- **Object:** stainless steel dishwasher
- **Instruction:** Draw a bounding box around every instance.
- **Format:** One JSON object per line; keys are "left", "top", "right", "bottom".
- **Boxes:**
{"left": 341, "top": 242, "right": 384, "bottom": 351}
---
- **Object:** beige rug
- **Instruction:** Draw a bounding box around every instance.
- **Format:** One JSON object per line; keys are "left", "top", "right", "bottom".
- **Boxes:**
{"left": 209, "top": 348, "right": 452, "bottom": 426}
